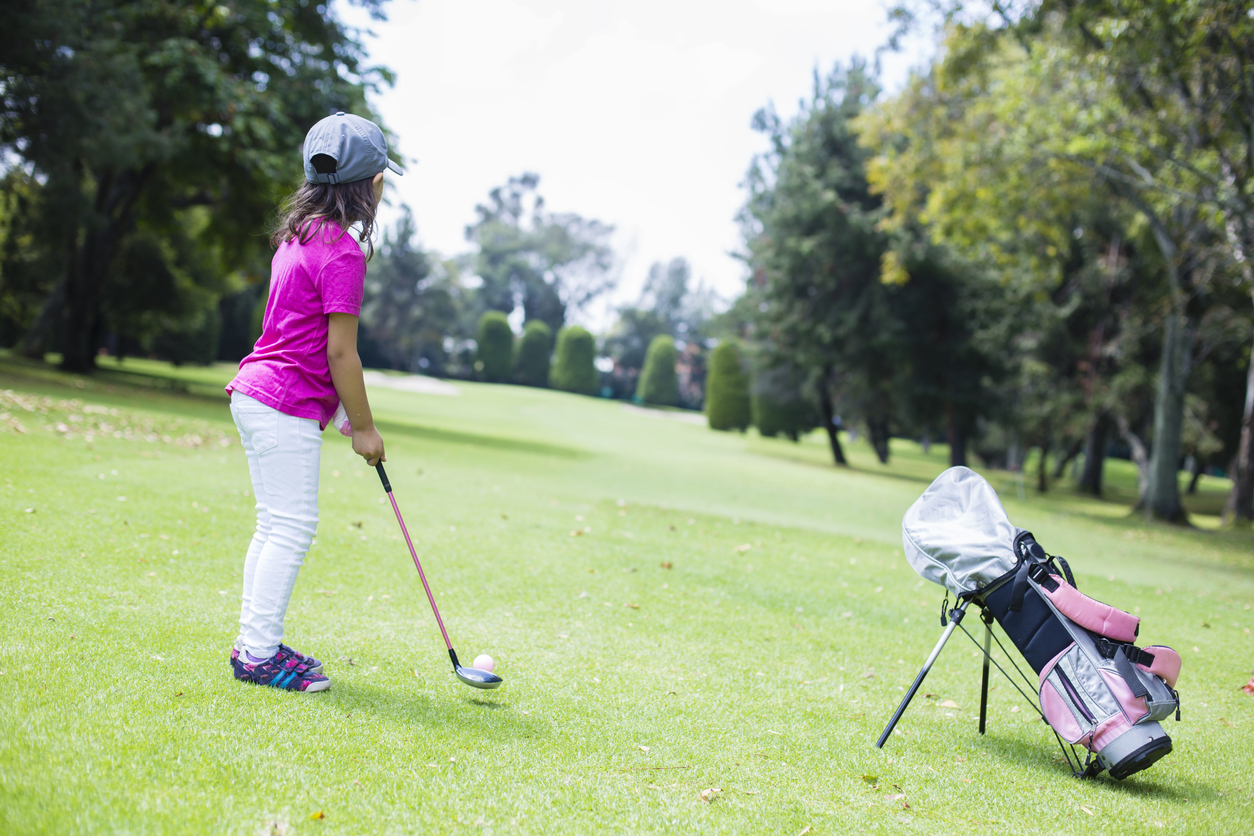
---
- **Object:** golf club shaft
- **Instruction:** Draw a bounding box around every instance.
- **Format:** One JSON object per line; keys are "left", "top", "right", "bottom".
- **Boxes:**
{"left": 377, "top": 463, "right": 454, "bottom": 653}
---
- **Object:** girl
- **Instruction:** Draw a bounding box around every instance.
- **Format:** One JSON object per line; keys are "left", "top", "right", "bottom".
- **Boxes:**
{"left": 226, "top": 112, "right": 403, "bottom": 692}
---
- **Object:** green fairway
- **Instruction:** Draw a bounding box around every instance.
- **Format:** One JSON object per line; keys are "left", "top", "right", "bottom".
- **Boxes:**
{"left": 2, "top": 353, "right": 1252, "bottom": 835}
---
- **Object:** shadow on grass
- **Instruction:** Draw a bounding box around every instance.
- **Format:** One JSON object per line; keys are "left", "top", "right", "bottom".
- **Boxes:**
{"left": 979, "top": 731, "right": 1201, "bottom": 801}
{"left": 375, "top": 417, "right": 591, "bottom": 461}
{"left": 321, "top": 679, "right": 543, "bottom": 738}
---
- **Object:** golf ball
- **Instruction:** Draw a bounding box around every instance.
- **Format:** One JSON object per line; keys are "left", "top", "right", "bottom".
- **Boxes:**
{"left": 473, "top": 654, "right": 495, "bottom": 672}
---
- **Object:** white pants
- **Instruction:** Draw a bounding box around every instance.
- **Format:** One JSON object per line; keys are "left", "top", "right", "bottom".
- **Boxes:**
{"left": 230, "top": 392, "right": 322, "bottom": 659}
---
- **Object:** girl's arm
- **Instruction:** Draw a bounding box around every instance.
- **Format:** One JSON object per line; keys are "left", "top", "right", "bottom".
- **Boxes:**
{"left": 327, "top": 312, "right": 385, "bottom": 466}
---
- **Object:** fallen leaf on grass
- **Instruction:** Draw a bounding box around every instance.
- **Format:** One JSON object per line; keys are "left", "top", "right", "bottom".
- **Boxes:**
{"left": 795, "top": 827, "right": 811, "bottom": 836}
{"left": 309, "top": 811, "right": 324, "bottom": 820}
{"left": 639, "top": 745, "right": 650, "bottom": 753}
{"left": 1219, "top": 717, "right": 1234, "bottom": 728}
{"left": 660, "top": 561, "right": 672, "bottom": 569}
{"left": 940, "top": 700, "right": 959, "bottom": 708}
{"left": 734, "top": 544, "right": 752, "bottom": 553}
{"left": 885, "top": 793, "right": 905, "bottom": 801}
{"left": 699, "top": 787, "right": 722, "bottom": 802}
{"left": 1081, "top": 805, "right": 1094, "bottom": 816}
{"left": 624, "top": 603, "right": 640, "bottom": 609}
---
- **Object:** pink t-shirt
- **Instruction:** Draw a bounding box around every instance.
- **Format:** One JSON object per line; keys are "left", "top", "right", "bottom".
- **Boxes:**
{"left": 227, "top": 221, "right": 366, "bottom": 428}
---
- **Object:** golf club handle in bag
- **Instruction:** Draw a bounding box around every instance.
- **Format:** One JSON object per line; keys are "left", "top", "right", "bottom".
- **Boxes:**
{"left": 376, "top": 461, "right": 392, "bottom": 492}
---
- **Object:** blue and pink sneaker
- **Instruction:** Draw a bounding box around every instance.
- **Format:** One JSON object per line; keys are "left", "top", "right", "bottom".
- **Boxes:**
{"left": 231, "top": 641, "right": 323, "bottom": 675}
{"left": 231, "top": 646, "right": 330, "bottom": 692}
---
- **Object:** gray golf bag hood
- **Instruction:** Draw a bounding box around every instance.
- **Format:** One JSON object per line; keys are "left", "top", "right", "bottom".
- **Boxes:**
{"left": 901, "top": 466, "right": 1024, "bottom": 598}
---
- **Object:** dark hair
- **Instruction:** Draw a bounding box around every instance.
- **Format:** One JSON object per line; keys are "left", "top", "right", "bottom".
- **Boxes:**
{"left": 272, "top": 156, "right": 379, "bottom": 260}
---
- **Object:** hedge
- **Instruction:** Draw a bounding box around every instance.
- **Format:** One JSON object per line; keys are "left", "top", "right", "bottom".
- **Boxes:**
{"left": 549, "top": 326, "right": 598, "bottom": 395}
{"left": 476, "top": 311, "right": 514, "bottom": 383}
{"left": 514, "top": 320, "right": 553, "bottom": 387}
{"left": 636, "top": 335, "right": 679, "bottom": 406}
{"left": 705, "top": 341, "right": 751, "bottom": 431}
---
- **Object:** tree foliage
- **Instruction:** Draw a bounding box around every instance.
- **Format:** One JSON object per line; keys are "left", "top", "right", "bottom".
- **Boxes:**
{"left": 476, "top": 311, "right": 514, "bottom": 383}
{"left": 514, "top": 320, "right": 553, "bottom": 387}
{"left": 465, "top": 174, "right": 615, "bottom": 334}
{"left": 0, "top": 0, "right": 395, "bottom": 371}
{"left": 637, "top": 335, "right": 679, "bottom": 407}
{"left": 705, "top": 341, "right": 751, "bottom": 432}
{"left": 549, "top": 325, "right": 597, "bottom": 396}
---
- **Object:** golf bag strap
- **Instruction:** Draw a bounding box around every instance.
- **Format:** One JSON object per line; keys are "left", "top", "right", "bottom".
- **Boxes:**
{"left": 1008, "top": 560, "right": 1032, "bottom": 613}
{"left": 1052, "top": 554, "right": 1076, "bottom": 588}
{"left": 1095, "top": 638, "right": 1156, "bottom": 668}
{"left": 1111, "top": 645, "right": 1151, "bottom": 700}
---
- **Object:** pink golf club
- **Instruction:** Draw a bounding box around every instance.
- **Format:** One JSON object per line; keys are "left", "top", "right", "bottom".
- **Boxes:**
{"left": 376, "top": 463, "right": 502, "bottom": 690}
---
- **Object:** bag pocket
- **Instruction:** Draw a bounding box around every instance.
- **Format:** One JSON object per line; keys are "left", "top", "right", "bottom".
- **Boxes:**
{"left": 1039, "top": 644, "right": 1096, "bottom": 745}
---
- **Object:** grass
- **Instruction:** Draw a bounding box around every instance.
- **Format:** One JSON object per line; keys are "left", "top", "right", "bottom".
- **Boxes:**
{"left": 2, "top": 351, "right": 1253, "bottom": 835}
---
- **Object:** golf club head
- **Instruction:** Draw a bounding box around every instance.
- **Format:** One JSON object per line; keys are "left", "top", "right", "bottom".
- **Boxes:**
{"left": 455, "top": 665, "right": 503, "bottom": 690}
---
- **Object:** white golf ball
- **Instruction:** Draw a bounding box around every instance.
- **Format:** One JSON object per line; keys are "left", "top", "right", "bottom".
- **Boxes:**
{"left": 473, "top": 654, "right": 495, "bottom": 672}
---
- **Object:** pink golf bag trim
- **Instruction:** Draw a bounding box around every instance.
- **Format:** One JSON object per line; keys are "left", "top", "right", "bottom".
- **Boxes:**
{"left": 1140, "top": 645, "right": 1181, "bottom": 689}
{"left": 1040, "top": 580, "right": 1139, "bottom": 643}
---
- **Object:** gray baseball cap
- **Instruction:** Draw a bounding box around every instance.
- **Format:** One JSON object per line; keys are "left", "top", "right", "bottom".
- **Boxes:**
{"left": 303, "top": 111, "right": 404, "bottom": 185}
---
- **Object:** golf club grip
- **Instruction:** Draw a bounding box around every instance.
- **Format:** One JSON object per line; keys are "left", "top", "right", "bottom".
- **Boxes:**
{"left": 375, "top": 462, "right": 392, "bottom": 493}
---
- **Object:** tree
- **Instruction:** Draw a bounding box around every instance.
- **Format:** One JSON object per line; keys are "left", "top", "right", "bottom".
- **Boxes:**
{"left": 358, "top": 207, "right": 464, "bottom": 376}
{"left": 549, "top": 326, "right": 597, "bottom": 395}
{"left": 514, "top": 320, "right": 553, "bottom": 387}
{"left": 603, "top": 257, "right": 717, "bottom": 405}
{"left": 751, "top": 361, "right": 815, "bottom": 441}
{"left": 740, "top": 59, "right": 894, "bottom": 464}
{"left": 1, "top": 0, "right": 396, "bottom": 372}
{"left": 706, "top": 341, "right": 751, "bottom": 431}
{"left": 465, "top": 174, "right": 615, "bottom": 334}
{"left": 637, "top": 335, "right": 679, "bottom": 406}
{"left": 476, "top": 311, "right": 514, "bottom": 383}
{"left": 1037, "top": 1, "right": 1254, "bottom": 521}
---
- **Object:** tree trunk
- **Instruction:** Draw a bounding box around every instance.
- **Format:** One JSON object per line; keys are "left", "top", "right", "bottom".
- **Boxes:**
{"left": 1223, "top": 327, "right": 1254, "bottom": 524}
{"left": 1078, "top": 411, "right": 1110, "bottom": 496}
{"left": 1052, "top": 437, "right": 1084, "bottom": 480}
{"left": 817, "top": 370, "right": 847, "bottom": 466}
{"left": 1142, "top": 308, "right": 1194, "bottom": 523}
{"left": 1186, "top": 456, "right": 1203, "bottom": 495}
{"left": 18, "top": 272, "right": 69, "bottom": 359}
{"left": 1037, "top": 440, "right": 1050, "bottom": 493}
{"left": 54, "top": 167, "right": 148, "bottom": 373}
{"left": 946, "top": 403, "right": 967, "bottom": 467}
{"left": 868, "top": 418, "right": 890, "bottom": 464}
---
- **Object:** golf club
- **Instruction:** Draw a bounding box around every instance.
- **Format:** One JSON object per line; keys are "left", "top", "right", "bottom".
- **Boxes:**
{"left": 376, "top": 462, "right": 503, "bottom": 690}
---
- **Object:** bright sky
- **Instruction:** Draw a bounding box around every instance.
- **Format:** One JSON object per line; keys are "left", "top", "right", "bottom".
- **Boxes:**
{"left": 341, "top": 0, "right": 927, "bottom": 326}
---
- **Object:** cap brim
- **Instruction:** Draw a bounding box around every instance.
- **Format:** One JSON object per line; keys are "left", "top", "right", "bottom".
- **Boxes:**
{"left": 386, "top": 158, "right": 405, "bottom": 176}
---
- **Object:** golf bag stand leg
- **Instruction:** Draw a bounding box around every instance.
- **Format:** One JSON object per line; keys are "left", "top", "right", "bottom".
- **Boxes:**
{"left": 876, "top": 598, "right": 971, "bottom": 748}
{"left": 978, "top": 607, "right": 993, "bottom": 734}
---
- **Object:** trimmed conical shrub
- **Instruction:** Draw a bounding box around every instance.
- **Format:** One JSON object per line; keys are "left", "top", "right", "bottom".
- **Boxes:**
{"left": 514, "top": 320, "right": 553, "bottom": 387}
{"left": 549, "top": 326, "right": 598, "bottom": 395}
{"left": 476, "top": 311, "right": 514, "bottom": 382}
{"left": 705, "top": 341, "right": 751, "bottom": 431}
{"left": 636, "top": 335, "right": 679, "bottom": 406}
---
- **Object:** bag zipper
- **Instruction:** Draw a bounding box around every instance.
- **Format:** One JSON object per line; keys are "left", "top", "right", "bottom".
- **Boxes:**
{"left": 1056, "top": 669, "right": 1095, "bottom": 724}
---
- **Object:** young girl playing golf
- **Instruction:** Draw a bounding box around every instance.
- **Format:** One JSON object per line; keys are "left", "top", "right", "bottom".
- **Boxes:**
{"left": 226, "top": 112, "right": 403, "bottom": 692}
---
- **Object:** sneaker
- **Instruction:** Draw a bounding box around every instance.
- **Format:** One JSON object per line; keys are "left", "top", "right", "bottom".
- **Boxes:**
{"left": 231, "top": 641, "right": 323, "bottom": 675}
{"left": 232, "top": 646, "right": 331, "bottom": 692}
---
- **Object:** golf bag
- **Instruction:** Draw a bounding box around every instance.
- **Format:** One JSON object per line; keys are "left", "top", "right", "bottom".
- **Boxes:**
{"left": 899, "top": 467, "right": 1182, "bottom": 779}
